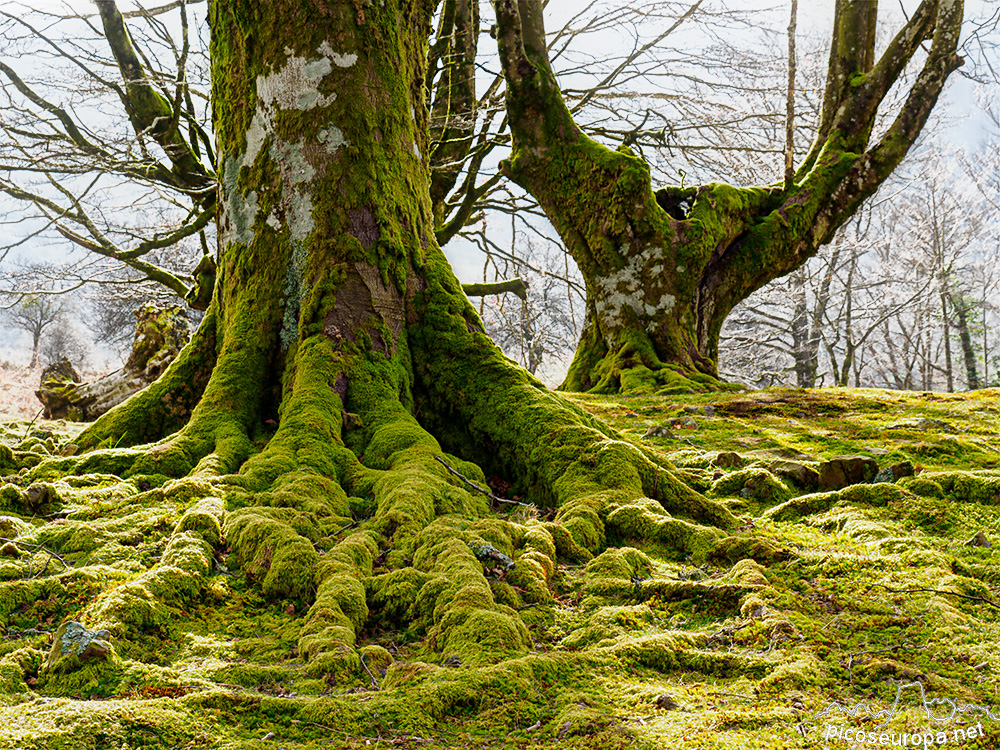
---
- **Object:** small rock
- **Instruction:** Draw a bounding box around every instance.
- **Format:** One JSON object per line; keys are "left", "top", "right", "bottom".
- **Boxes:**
{"left": 967, "top": 531, "right": 991, "bottom": 548}
{"left": 873, "top": 467, "right": 894, "bottom": 483}
{"left": 653, "top": 693, "right": 680, "bottom": 710}
{"left": 443, "top": 654, "right": 462, "bottom": 667}
{"left": 61, "top": 443, "right": 79, "bottom": 457}
{"left": 45, "top": 621, "right": 115, "bottom": 674}
{"left": 713, "top": 452, "right": 743, "bottom": 468}
{"left": 873, "top": 460, "right": 914, "bottom": 484}
{"left": 769, "top": 460, "right": 819, "bottom": 491}
{"left": 642, "top": 426, "right": 673, "bottom": 439}
{"left": 890, "top": 461, "right": 915, "bottom": 480}
{"left": 817, "top": 455, "right": 879, "bottom": 490}
{"left": 284, "top": 604, "right": 296, "bottom": 615}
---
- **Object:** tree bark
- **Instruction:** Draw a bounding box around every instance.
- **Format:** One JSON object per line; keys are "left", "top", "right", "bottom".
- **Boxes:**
{"left": 35, "top": 303, "right": 193, "bottom": 422}
{"left": 66, "top": 0, "right": 735, "bottom": 684}
{"left": 494, "top": 0, "right": 965, "bottom": 394}
{"left": 941, "top": 287, "right": 955, "bottom": 392}
{"left": 29, "top": 331, "right": 39, "bottom": 370}
{"left": 951, "top": 292, "right": 981, "bottom": 390}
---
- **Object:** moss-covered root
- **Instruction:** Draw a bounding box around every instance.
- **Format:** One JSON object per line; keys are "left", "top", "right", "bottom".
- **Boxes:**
{"left": 409, "top": 256, "right": 737, "bottom": 561}
{"left": 562, "top": 322, "right": 741, "bottom": 396}
{"left": 350, "top": 387, "right": 532, "bottom": 667}
{"left": 298, "top": 531, "right": 378, "bottom": 679}
{"left": 32, "top": 497, "right": 229, "bottom": 692}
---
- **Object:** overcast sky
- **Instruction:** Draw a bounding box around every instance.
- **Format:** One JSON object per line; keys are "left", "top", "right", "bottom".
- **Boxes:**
{"left": 1, "top": 0, "right": 997, "bottom": 364}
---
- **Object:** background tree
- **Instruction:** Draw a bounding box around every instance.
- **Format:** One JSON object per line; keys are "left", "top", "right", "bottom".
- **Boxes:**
{"left": 477, "top": 232, "right": 584, "bottom": 380}
{"left": 719, "top": 145, "right": 996, "bottom": 393}
{"left": 3, "top": 294, "right": 67, "bottom": 369}
{"left": 1, "top": 262, "right": 72, "bottom": 368}
{"left": 0, "top": 1, "right": 217, "bottom": 306}
{"left": 494, "top": 0, "right": 967, "bottom": 394}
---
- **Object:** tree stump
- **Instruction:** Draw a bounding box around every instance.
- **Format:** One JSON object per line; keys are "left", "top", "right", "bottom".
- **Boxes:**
{"left": 36, "top": 303, "right": 190, "bottom": 420}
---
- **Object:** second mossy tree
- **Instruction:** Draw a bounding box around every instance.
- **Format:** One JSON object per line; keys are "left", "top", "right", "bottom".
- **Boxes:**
{"left": 494, "top": 0, "right": 965, "bottom": 393}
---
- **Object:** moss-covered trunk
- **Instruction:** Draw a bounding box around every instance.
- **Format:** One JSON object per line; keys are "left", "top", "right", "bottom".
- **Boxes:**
{"left": 494, "top": 0, "right": 964, "bottom": 395}
{"left": 59, "top": 0, "right": 737, "bottom": 688}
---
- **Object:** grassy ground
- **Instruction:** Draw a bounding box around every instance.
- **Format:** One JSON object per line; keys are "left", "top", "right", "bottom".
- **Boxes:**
{"left": 0, "top": 364, "right": 44, "bottom": 422}
{"left": 2, "top": 385, "right": 1000, "bottom": 748}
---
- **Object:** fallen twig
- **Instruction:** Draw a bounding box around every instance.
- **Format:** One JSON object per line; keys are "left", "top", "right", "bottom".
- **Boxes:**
{"left": 358, "top": 651, "right": 380, "bottom": 690}
{"left": 434, "top": 456, "right": 534, "bottom": 509}
{"left": 21, "top": 407, "right": 44, "bottom": 442}
{"left": 868, "top": 583, "right": 1000, "bottom": 611}
{"left": 0, "top": 536, "right": 70, "bottom": 577}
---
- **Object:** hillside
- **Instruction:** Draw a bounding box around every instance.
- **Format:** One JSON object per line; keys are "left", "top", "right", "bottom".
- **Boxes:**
{"left": 1, "top": 385, "right": 999, "bottom": 749}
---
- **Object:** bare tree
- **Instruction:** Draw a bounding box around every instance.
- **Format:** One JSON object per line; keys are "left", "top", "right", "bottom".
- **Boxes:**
{"left": 3, "top": 291, "right": 68, "bottom": 369}
{"left": 0, "top": 1, "right": 216, "bottom": 304}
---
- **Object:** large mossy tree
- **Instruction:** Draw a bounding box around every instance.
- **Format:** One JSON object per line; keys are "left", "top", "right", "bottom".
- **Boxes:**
{"left": 56, "top": 0, "right": 738, "bottom": 680}
{"left": 494, "top": 0, "right": 965, "bottom": 394}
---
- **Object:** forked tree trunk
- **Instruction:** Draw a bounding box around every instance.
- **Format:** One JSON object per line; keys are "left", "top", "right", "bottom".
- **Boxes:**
{"left": 494, "top": 0, "right": 964, "bottom": 394}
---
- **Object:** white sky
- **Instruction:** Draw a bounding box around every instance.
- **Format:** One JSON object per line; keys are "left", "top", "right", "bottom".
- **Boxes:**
{"left": 1, "top": 0, "right": 997, "bottom": 363}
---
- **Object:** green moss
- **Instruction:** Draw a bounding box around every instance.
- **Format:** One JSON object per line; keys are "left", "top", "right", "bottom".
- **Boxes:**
{"left": 224, "top": 507, "right": 319, "bottom": 601}
{"left": 708, "top": 535, "right": 792, "bottom": 566}
{"left": 919, "top": 471, "right": 1000, "bottom": 504}
{"left": 173, "top": 496, "right": 225, "bottom": 547}
{"left": 766, "top": 482, "right": 913, "bottom": 522}
{"left": 0, "top": 446, "right": 15, "bottom": 475}
{"left": 298, "top": 531, "right": 377, "bottom": 679}
{"left": 709, "top": 468, "right": 793, "bottom": 506}
{"left": 0, "top": 698, "right": 216, "bottom": 749}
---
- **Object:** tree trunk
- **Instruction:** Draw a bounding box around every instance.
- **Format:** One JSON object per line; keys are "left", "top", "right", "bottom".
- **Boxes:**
{"left": 789, "top": 272, "right": 815, "bottom": 388}
{"left": 29, "top": 330, "right": 40, "bottom": 369}
{"left": 35, "top": 303, "right": 193, "bottom": 421}
{"left": 941, "top": 287, "right": 954, "bottom": 392}
{"left": 64, "top": 0, "right": 735, "bottom": 686}
{"left": 494, "top": 0, "right": 964, "bottom": 394}
{"left": 951, "top": 292, "right": 981, "bottom": 390}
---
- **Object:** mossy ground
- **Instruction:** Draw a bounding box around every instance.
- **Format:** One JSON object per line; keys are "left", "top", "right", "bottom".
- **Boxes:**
{"left": 3, "top": 387, "right": 1000, "bottom": 748}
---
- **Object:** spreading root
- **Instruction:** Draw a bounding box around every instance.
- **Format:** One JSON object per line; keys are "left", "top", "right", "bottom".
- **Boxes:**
{"left": 559, "top": 324, "right": 744, "bottom": 396}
